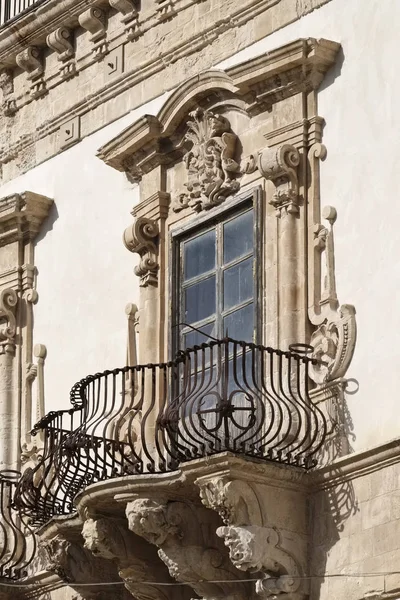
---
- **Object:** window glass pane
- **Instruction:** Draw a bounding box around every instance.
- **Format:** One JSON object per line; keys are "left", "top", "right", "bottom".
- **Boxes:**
{"left": 185, "top": 276, "right": 216, "bottom": 324}
{"left": 223, "top": 210, "right": 253, "bottom": 264}
{"left": 223, "top": 257, "right": 253, "bottom": 311}
{"left": 184, "top": 229, "right": 215, "bottom": 281}
{"left": 223, "top": 303, "right": 254, "bottom": 343}
{"left": 184, "top": 322, "right": 216, "bottom": 348}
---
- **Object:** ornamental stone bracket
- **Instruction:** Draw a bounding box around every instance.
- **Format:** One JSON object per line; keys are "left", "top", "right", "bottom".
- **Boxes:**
{"left": 78, "top": 7, "right": 108, "bottom": 61}
{"left": 196, "top": 467, "right": 309, "bottom": 600}
{"left": 257, "top": 144, "right": 301, "bottom": 217}
{"left": 82, "top": 515, "right": 190, "bottom": 600}
{"left": 47, "top": 27, "right": 76, "bottom": 81}
{"left": 73, "top": 454, "right": 312, "bottom": 600}
{"left": 123, "top": 216, "right": 160, "bottom": 287}
{"left": 35, "top": 518, "right": 129, "bottom": 600}
{"left": 126, "top": 497, "right": 251, "bottom": 600}
{"left": 0, "top": 288, "right": 17, "bottom": 343}
{"left": 307, "top": 144, "right": 357, "bottom": 385}
{"left": 15, "top": 47, "right": 47, "bottom": 99}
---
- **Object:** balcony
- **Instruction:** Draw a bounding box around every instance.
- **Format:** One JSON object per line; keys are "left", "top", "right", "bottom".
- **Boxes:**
{"left": 15, "top": 338, "right": 327, "bottom": 526}
{"left": 0, "top": 0, "right": 44, "bottom": 26}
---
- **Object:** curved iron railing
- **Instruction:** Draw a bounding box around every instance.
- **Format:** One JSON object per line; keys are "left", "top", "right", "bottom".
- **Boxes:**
{"left": 0, "top": 470, "right": 36, "bottom": 580}
{"left": 16, "top": 339, "right": 327, "bottom": 524}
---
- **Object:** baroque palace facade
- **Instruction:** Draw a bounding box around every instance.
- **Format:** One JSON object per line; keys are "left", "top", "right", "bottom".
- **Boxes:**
{"left": 0, "top": 0, "right": 399, "bottom": 599}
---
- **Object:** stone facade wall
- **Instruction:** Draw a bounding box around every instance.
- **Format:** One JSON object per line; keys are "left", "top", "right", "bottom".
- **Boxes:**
{"left": 0, "top": 0, "right": 332, "bottom": 182}
{"left": 312, "top": 442, "right": 400, "bottom": 600}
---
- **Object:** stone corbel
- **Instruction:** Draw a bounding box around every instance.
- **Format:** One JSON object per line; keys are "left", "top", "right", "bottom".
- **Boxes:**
{"left": 16, "top": 47, "right": 47, "bottom": 99}
{"left": 82, "top": 515, "right": 175, "bottom": 600}
{"left": 123, "top": 217, "right": 159, "bottom": 287}
{"left": 47, "top": 27, "right": 76, "bottom": 80}
{"left": 126, "top": 497, "right": 249, "bottom": 600}
{"left": 0, "top": 69, "right": 17, "bottom": 116}
{"left": 109, "top": 0, "right": 141, "bottom": 41}
{"left": 258, "top": 144, "right": 301, "bottom": 216}
{"left": 307, "top": 144, "right": 357, "bottom": 384}
{"left": 197, "top": 477, "right": 306, "bottom": 600}
{"left": 38, "top": 533, "right": 123, "bottom": 598}
{"left": 78, "top": 8, "right": 108, "bottom": 61}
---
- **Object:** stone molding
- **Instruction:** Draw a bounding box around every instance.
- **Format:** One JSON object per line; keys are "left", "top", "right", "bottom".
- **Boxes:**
{"left": 0, "top": 0, "right": 334, "bottom": 181}
{"left": 0, "top": 191, "right": 53, "bottom": 247}
{"left": 313, "top": 435, "right": 400, "bottom": 491}
{"left": 97, "top": 38, "right": 340, "bottom": 179}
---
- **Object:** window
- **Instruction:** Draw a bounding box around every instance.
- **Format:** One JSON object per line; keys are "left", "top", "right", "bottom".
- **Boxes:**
{"left": 172, "top": 194, "right": 260, "bottom": 353}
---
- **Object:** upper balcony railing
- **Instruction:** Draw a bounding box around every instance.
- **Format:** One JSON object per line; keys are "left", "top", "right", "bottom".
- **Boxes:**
{"left": 0, "top": 0, "right": 44, "bottom": 26}
{"left": 15, "top": 338, "right": 328, "bottom": 525}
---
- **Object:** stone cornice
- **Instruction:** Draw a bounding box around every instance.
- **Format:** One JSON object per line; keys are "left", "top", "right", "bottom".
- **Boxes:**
{"left": 0, "top": 191, "right": 53, "bottom": 247}
{"left": 97, "top": 38, "right": 340, "bottom": 179}
{"left": 313, "top": 436, "right": 400, "bottom": 490}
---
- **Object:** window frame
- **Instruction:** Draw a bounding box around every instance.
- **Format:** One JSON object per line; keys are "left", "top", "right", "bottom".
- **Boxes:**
{"left": 169, "top": 186, "right": 263, "bottom": 360}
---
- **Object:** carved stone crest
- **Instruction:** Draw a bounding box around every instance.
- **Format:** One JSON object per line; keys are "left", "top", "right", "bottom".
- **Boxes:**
{"left": 172, "top": 108, "right": 240, "bottom": 213}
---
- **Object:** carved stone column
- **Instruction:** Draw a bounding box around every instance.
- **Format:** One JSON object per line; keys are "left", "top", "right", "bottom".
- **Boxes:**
{"left": 126, "top": 497, "right": 250, "bottom": 600}
{"left": 0, "top": 192, "right": 53, "bottom": 470}
{"left": 0, "top": 288, "right": 18, "bottom": 469}
{"left": 258, "top": 144, "right": 302, "bottom": 350}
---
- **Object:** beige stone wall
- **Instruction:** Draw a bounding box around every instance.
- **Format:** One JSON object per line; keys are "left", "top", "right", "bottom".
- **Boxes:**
{"left": 0, "top": 0, "right": 332, "bottom": 183}
{"left": 312, "top": 442, "right": 400, "bottom": 600}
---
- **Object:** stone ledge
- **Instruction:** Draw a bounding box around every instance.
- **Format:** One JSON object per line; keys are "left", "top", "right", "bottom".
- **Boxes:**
{"left": 313, "top": 436, "right": 400, "bottom": 490}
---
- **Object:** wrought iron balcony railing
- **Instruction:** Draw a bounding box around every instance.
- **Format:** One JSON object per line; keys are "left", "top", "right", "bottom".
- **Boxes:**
{"left": 15, "top": 338, "right": 327, "bottom": 525}
{"left": 0, "top": 470, "right": 36, "bottom": 581}
{"left": 0, "top": 0, "right": 43, "bottom": 26}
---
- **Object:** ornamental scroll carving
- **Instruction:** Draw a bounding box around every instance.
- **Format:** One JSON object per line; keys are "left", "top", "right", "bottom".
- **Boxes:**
{"left": 0, "top": 288, "right": 17, "bottom": 343}
{"left": 307, "top": 144, "right": 357, "bottom": 384}
{"left": 197, "top": 477, "right": 304, "bottom": 600}
{"left": 126, "top": 497, "right": 248, "bottom": 600}
{"left": 123, "top": 217, "right": 159, "bottom": 287}
{"left": 172, "top": 108, "right": 240, "bottom": 213}
{"left": 258, "top": 144, "right": 300, "bottom": 216}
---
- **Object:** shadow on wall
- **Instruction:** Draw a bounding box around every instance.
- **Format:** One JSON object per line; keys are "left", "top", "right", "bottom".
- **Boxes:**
{"left": 35, "top": 201, "right": 59, "bottom": 244}
{"left": 319, "top": 46, "right": 345, "bottom": 93}
{"left": 310, "top": 380, "right": 360, "bottom": 599}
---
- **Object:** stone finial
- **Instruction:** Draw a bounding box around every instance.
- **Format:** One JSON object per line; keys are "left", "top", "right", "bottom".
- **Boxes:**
{"left": 258, "top": 144, "right": 300, "bottom": 216}
{"left": 123, "top": 217, "right": 159, "bottom": 287}
{"left": 78, "top": 8, "right": 108, "bottom": 61}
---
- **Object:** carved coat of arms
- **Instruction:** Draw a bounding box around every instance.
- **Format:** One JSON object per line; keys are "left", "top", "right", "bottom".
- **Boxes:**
{"left": 173, "top": 108, "right": 240, "bottom": 213}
